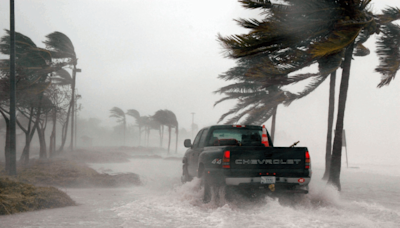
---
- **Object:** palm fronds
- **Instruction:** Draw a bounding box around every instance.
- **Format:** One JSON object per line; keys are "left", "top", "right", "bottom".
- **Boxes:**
{"left": 43, "top": 32, "right": 76, "bottom": 60}
{"left": 375, "top": 23, "right": 400, "bottom": 87}
{"left": 109, "top": 107, "right": 125, "bottom": 122}
{"left": 126, "top": 109, "right": 140, "bottom": 119}
{"left": 239, "top": 0, "right": 272, "bottom": 10}
{"left": 51, "top": 69, "right": 73, "bottom": 86}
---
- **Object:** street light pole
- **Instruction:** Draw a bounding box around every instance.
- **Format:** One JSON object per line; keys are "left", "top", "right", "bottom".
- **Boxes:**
{"left": 8, "top": 0, "right": 17, "bottom": 175}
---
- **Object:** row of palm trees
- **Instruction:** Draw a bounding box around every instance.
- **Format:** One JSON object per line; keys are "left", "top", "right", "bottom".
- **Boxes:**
{"left": 110, "top": 107, "right": 179, "bottom": 154}
{"left": 0, "top": 30, "right": 79, "bottom": 174}
{"left": 216, "top": 0, "right": 400, "bottom": 190}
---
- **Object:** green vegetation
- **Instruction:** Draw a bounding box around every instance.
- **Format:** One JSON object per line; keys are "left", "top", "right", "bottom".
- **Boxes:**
{"left": 0, "top": 149, "right": 141, "bottom": 215}
{"left": 0, "top": 31, "right": 80, "bottom": 174}
{"left": 0, "top": 177, "right": 75, "bottom": 215}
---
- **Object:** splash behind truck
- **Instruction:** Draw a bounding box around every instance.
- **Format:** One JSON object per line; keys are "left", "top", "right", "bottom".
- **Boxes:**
{"left": 181, "top": 125, "right": 311, "bottom": 202}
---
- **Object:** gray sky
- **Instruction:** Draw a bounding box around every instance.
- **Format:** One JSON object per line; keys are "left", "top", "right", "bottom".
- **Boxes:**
{"left": 0, "top": 1, "right": 399, "bottom": 165}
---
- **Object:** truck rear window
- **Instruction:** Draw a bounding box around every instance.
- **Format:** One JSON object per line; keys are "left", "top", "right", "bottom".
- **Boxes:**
{"left": 207, "top": 128, "right": 263, "bottom": 147}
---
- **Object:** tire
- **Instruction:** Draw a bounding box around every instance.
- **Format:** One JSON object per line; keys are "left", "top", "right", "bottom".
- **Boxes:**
{"left": 202, "top": 170, "right": 212, "bottom": 203}
{"left": 181, "top": 165, "right": 192, "bottom": 183}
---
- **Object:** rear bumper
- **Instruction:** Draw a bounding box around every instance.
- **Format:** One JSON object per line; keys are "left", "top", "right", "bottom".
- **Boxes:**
{"left": 225, "top": 177, "right": 310, "bottom": 194}
{"left": 225, "top": 177, "right": 311, "bottom": 186}
{"left": 203, "top": 168, "right": 311, "bottom": 194}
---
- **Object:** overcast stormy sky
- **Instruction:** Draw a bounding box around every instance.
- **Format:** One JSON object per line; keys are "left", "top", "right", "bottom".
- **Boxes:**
{"left": 0, "top": 0, "right": 399, "bottom": 165}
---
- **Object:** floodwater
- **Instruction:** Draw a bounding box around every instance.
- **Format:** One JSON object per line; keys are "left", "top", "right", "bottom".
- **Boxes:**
{"left": 1, "top": 157, "right": 399, "bottom": 228}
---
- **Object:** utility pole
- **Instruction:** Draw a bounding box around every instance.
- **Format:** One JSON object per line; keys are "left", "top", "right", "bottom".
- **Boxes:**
{"left": 69, "top": 66, "right": 81, "bottom": 151}
{"left": 74, "top": 94, "right": 81, "bottom": 149}
{"left": 8, "top": 0, "right": 17, "bottom": 175}
{"left": 75, "top": 103, "right": 78, "bottom": 149}
{"left": 191, "top": 112, "right": 195, "bottom": 138}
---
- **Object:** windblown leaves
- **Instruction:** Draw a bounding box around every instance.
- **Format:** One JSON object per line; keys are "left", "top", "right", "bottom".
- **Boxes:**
{"left": 376, "top": 7, "right": 400, "bottom": 24}
{"left": 153, "top": 109, "right": 178, "bottom": 127}
{"left": 126, "top": 109, "right": 140, "bottom": 120}
{"left": 375, "top": 23, "right": 400, "bottom": 87}
{"left": 109, "top": 107, "right": 126, "bottom": 122}
{"left": 239, "top": 0, "right": 272, "bottom": 10}
{"left": 0, "top": 30, "right": 52, "bottom": 77}
{"left": 43, "top": 32, "right": 76, "bottom": 60}
{"left": 51, "top": 69, "right": 73, "bottom": 86}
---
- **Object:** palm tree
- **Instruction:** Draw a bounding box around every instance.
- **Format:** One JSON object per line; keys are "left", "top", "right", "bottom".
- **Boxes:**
{"left": 43, "top": 31, "right": 78, "bottom": 151}
{"left": 0, "top": 30, "right": 59, "bottom": 165}
{"left": 126, "top": 109, "right": 142, "bottom": 145}
{"left": 153, "top": 110, "right": 168, "bottom": 147}
{"left": 375, "top": 22, "right": 400, "bottom": 87}
{"left": 165, "top": 110, "right": 179, "bottom": 154}
{"left": 46, "top": 83, "right": 70, "bottom": 157}
{"left": 218, "top": 0, "right": 400, "bottom": 190}
{"left": 109, "top": 107, "right": 126, "bottom": 145}
{"left": 147, "top": 117, "right": 162, "bottom": 147}
{"left": 322, "top": 71, "right": 337, "bottom": 180}
{"left": 50, "top": 68, "right": 73, "bottom": 153}
{"left": 214, "top": 56, "right": 290, "bottom": 131}
{"left": 214, "top": 54, "right": 333, "bottom": 142}
{"left": 328, "top": 4, "right": 400, "bottom": 191}
{"left": 153, "top": 109, "right": 179, "bottom": 154}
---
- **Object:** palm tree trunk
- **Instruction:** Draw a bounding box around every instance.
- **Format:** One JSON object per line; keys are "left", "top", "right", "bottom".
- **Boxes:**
{"left": 138, "top": 126, "right": 141, "bottom": 146}
{"left": 17, "top": 107, "right": 38, "bottom": 165}
{"left": 20, "top": 121, "right": 38, "bottom": 165}
{"left": 175, "top": 125, "right": 178, "bottom": 153}
{"left": 49, "top": 108, "right": 56, "bottom": 157}
{"left": 49, "top": 131, "right": 55, "bottom": 157}
{"left": 322, "top": 71, "right": 336, "bottom": 180}
{"left": 37, "top": 125, "right": 47, "bottom": 159}
{"left": 161, "top": 125, "right": 164, "bottom": 147}
{"left": 20, "top": 136, "right": 31, "bottom": 165}
{"left": 270, "top": 106, "right": 277, "bottom": 143}
{"left": 5, "top": 120, "right": 10, "bottom": 172}
{"left": 1, "top": 110, "right": 11, "bottom": 173}
{"left": 328, "top": 42, "right": 355, "bottom": 191}
{"left": 59, "top": 103, "right": 72, "bottom": 152}
{"left": 167, "top": 126, "right": 171, "bottom": 154}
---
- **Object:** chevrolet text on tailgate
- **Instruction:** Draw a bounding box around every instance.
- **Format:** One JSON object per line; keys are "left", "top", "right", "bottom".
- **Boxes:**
{"left": 181, "top": 125, "right": 311, "bottom": 203}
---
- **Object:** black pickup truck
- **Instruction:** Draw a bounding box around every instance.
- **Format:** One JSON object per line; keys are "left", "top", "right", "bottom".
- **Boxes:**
{"left": 181, "top": 125, "right": 311, "bottom": 202}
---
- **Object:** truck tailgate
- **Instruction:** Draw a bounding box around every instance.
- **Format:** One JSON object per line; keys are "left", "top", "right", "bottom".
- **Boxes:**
{"left": 227, "top": 146, "right": 308, "bottom": 174}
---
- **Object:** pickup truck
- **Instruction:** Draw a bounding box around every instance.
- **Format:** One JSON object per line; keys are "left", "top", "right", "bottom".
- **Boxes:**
{"left": 181, "top": 125, "right": 311, "bottom": 202}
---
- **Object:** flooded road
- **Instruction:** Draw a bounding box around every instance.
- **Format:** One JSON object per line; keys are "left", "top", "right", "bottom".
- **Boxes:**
{"left": 1, "top": 157, "right": 399, "bottom": 228}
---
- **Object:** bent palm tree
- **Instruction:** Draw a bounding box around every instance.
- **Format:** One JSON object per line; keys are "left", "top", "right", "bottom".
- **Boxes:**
{"left": 126, "top": 109, "right": 142, "bottom": 146}
{"left": 0, "top": 30, "right": 59, "bottom": 165}
{"left": 153, "top": 109, "right": 179, "bottom": 154}
{"left": 110, "top": 107, "right": 126, "bottom": 146}
{"left": 51, "top": 68, "right": 73, "bottom": 152}
{"left": 43, "top": 31, "right": 78, "bottom": 151}
{"left": 219, "top": 0, "right": 400, "bottom": 190}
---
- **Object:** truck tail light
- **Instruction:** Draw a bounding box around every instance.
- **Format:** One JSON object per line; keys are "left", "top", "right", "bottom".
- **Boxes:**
{"left": 232, "top": 125, "right": 245, "bottom": 127}
{"left": 222, "top": 150, "right": 230, "bottom": 168}
{"left": 305, "top": 151, "right": 310, "bottom": 169}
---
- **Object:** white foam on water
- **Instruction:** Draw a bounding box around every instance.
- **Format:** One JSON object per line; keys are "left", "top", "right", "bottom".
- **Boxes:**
{"left": 90, "top": 158, "right": 400, "bottom": 228}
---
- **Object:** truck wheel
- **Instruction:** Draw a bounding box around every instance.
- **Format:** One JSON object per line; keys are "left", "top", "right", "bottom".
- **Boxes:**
{"left": 202, "top": 170, "right": 212, "bottom": 203}
{"left": 181, "top": 165, "right": 192, "bottom": 183}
